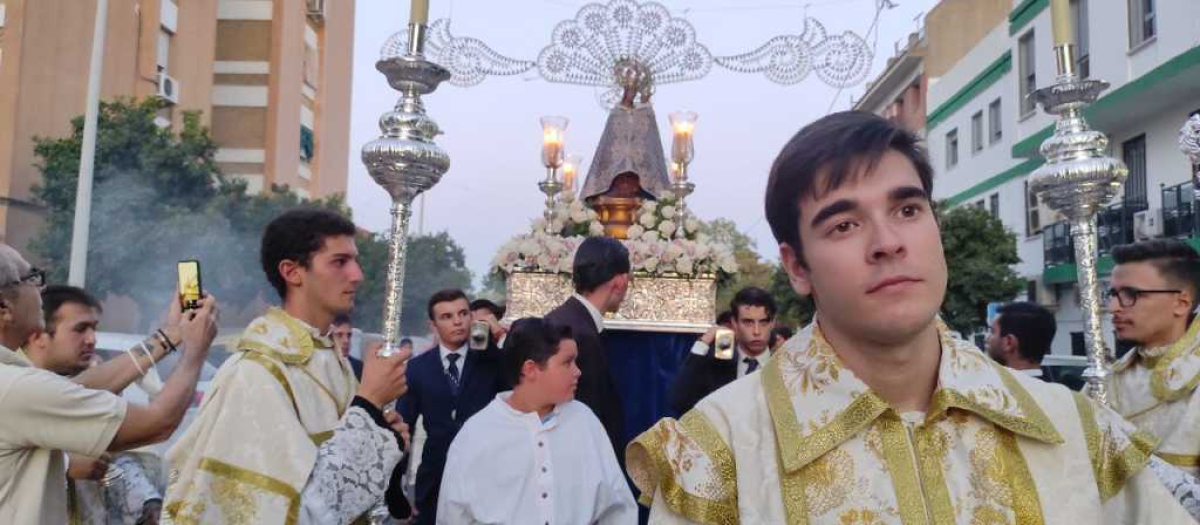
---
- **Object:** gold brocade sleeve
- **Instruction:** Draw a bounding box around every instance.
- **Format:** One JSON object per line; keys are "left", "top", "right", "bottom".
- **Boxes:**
{"left": 626, "top": 411, "right": 739, "bottom": 525}
{"left": 1072, "top": 392, "right": 1159, "bottom": 501}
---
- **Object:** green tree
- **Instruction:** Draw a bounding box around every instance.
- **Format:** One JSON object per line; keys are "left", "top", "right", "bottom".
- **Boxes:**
{"left": 938, "top": 204, "right": 1025, "bottom": 335}
{"left": 351, "top": 231, "right": 474, "bottom": 336}
{"left": 31, "top": 98, "right": 358, "bottom": 329}
{"left": 768, "top": 264, "right": 815, "bottom": 329}
{"left": 700, "top": 218, "right": 775, "bottom": 314}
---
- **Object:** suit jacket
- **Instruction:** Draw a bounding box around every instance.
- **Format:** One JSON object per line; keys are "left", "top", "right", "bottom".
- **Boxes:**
{"left": 397, "top": 344, "right": 507, "bottom": 525}
{"left": 670, "top": 346, "right": 737, "bottom": 415}
{"left": 544, "top": 297, "right": 625, "bottom": 455}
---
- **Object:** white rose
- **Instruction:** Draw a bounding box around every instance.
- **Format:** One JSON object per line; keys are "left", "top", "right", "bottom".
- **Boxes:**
{"left": 589, "top": 222, "right": 606, "bottom": 236}
{"left": 641, "top": 229, "right": 660, "bottom": 242}
{"left": 639, "top": 213, "right": 657, "bottom": 228}
{"left": 676, "top": 256, "right": 694, "bottom": 275}
{"left": 587, "top": 209, "right": 600, "bottom": 220}
{"left": 557, "top": 256, "right": 574, "bottom": 274}
{"left": 695, "top": 232, "right": 710, "bottom": 244}
{"left": 570, "top": 209, "right": 589, "bottom": 223}
{"left": 719, "top": 255, "right": 739, "bottom": 274}
{"left": 663, "top": 243, "right": 685, "bottom": 262}
{"left": 536, "top": 254, "right": 554, "bottom": 269}
{"left": 661, "top": 205, "right": 677, "bottom": 218}
{"left": 693, "top": 243, "right": 711, "bottom": 260}
{"left": 531, "top": 218, "right": 547, "bottom": 232}
{"left": 658, "top": 220, "right": 677, "bottom": 236}
{"left": 685, "top": 218, "right": 701, "bottom": 234}
{"left": 519, "top": 240, "right": 540, "bottom": 256}
{"left": 643, "top": 256, "right": 660, "bottom": 272}
{"left": 626, "top": 224, "right": 645, "bottom": 239}
{"left": 550, "top": 219, "right": 565, "bottom": 233}
{"left": 640, "top": 199, "right": 658, "bottom": 213}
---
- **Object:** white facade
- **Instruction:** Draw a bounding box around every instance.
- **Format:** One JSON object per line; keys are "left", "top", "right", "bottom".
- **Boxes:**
{"left": 925, "top": 0, "right": 1200, "bottom": 355}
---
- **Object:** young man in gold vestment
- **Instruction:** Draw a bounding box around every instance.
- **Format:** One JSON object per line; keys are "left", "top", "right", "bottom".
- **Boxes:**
{"left": 627, "top": 111, "right": 1195, "bottom": 524}
{"left": 163, "top": 209, "right": 413, "bottom": 524}
{"left": 1107, "top": 239, "right": 1200, "bottom": 475}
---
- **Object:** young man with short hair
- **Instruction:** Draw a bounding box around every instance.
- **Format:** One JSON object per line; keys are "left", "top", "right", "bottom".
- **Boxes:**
{"left": 331, "top": 313, "right": 362, "bottom": 380}
{"left": 670, "top": 286, "right": 777, "bottom": 414}
{"left": 628, "top": 111, "right": 1194, "bottom": 523}
{"left": 470, "top": 298, "right": 508, "bottom": 347}
{"left": 398, "top": 289, "right": 508, "bottom": 525}
{"left": 1108, "top": 239, "right": 1200, "bottom": 475}
{"left": 24, "top": 285, "right": 182, "bottom": 525}
{"left": 0, "top": 244, "right": 218, "bottom": 525}
{"left": 545, "top": 236, "right": 630, "bottom": 453}
{"left": 164, "top": 208, "right": 412, "bottom": 524}
{"left": 437, "top": 317, "right": 636, "bottom": 524}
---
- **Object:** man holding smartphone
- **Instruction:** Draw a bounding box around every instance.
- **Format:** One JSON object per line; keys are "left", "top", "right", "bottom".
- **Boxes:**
{"left": 668, "top": 287, "right": 776, "bottom": 414}
{"left": 0, "top": 243, "right": 218, "bottom": 525}
{"left": 163, "top": 209, "right": 413, "bottom": 525}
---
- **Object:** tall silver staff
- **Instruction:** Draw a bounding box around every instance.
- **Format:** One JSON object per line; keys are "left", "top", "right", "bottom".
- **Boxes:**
{"left": 362, "top": 16, "right": 451, "bottom": 357}
{"left": 1028, "top": 0, "right": 1127, "bottom": 405}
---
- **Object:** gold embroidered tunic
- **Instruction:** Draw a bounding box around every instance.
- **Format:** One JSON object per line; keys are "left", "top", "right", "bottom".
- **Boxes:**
{"left": 628, "top": 323, "right": 1194, "bottom": 524}
{"left": 162, "top": 308, "right": 359, "bottom": 525}
{"left": 1110, "top": 318, "right": 1200, "bottom": 475}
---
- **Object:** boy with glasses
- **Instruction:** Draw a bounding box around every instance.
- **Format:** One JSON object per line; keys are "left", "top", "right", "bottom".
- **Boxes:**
{"left": 1108, "top": 239, "right": 1200, "bottom": 475}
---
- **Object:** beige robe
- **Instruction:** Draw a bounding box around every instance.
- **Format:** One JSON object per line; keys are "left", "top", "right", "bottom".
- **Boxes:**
{"left": 162, "top": 308, "right": 357, "bottom": 525}
{"left": 628, "top": 322, "right": 1195, "bottom": 524}
{"left": 1111, "top": 317, "right": 1200, "bottom": 475}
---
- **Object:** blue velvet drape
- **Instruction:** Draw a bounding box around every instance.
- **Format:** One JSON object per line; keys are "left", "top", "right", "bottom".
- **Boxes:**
{"left": 600, "top": 329, "right": 696, "bottom": 523}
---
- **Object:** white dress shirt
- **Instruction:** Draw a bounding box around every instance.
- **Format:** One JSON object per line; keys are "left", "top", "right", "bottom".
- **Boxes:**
{"left": 572, "top": 293, "right": 606, "bottom": 333}
{"left": 439, "top": 343, "right": 469, "bottom": 378}
{"left": 689, "top": 341, "right": 771, "bottom": 378}
{"left": 437, "top": 393, "right": 637, "bottom": 525}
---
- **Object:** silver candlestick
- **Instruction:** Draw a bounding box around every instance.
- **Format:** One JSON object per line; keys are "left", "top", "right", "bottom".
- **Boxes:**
{"left": 1028, "top": 43, "right": 1128, "bottom": 406}
{"left": 363, "top": 23, "right": 451, "bottom": 357}
{"left": 538, "top": 174, "right": 563, "bottom": 234}
{"left": 669, "top": 111, "right": 697, "bottom": 239}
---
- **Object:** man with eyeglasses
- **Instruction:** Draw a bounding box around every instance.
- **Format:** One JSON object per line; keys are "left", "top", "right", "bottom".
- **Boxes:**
{"left": 1107, "top": 239, "right": 1200, "bottom": 476}
{"left": 0, "top": 243, "right": 219, "bottom": 524}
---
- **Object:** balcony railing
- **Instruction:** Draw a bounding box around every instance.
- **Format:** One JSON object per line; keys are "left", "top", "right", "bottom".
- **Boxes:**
{"left": 1162, "top": 181, "right": 1196, "bottom": 239}
{"left": 1042, "top": 201, "right": 1147, "bottom": 267}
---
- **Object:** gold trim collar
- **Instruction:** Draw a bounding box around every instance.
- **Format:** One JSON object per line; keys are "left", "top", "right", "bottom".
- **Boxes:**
{"left": 766, "top": 320, "right": 1063, "bottom": 473}
{"left": 235, "top": 308, "right": 335, "bottom": 365}
{"left": 1143, "top": 317, "right": 1200, "bottom": 402}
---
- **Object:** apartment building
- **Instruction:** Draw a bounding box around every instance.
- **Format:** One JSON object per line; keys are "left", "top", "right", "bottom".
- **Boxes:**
{"left": 924, "top": 0, "right": 1200, "bottom": 355}
{"left": 0, "top": 0, "right": 355, "bottom": 257}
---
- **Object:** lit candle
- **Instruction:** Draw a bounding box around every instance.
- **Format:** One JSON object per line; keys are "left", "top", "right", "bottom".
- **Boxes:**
{"left": 540, "top": 116, "right": 569, "bottom": 170}
{"left": 563, "top": 154, "right": 582, "bottom": 192}
{"left": 669, "top": 111, "right": 698, "bottom": 165}
{"left": 410, "top": 0, "right": 430, "bottom": 25}
{"left": 1050, "top": 0, "right": 1074, "bottom": 47}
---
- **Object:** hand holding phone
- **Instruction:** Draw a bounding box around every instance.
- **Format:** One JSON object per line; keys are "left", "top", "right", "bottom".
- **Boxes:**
{"left": 177, "top": 260, "right": 203, "bottom": 311}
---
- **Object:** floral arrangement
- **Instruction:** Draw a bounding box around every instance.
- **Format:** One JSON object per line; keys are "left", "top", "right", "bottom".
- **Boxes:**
{"left": 491, "top": 193, "right": 738, "bottom": 279}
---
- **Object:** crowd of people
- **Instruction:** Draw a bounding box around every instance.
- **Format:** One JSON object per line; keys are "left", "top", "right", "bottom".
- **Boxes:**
{"left": 3, "top": 111, "right": 1200, "bottom": 524}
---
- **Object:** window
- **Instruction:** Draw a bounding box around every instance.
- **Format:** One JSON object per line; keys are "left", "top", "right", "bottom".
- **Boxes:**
{"left": 975, "top": 200, "right": 985, "bottom": 210}
{"left": 989, "top": 193, "right": 1000, "bottom": 219}
{"left": 303, "top": 44, "right": 320, "bottom": 89}
{"left": 946, "top": 129, "right": 959, "bottom": 169}
{"left": 1019, "top": 31, "right": 1037, "bottom": 116}
{"left": 300, "top": 125, "right": 315, "bottom": 163}
{"left": 157, "top": 29, "right": 171, "bottom": 72}
{"left": 1122, "top": 135, "right": 1147, "bottom": 206}
{"left": 1071, "top": 0, "right": 1090, "bottom": 78}
{"left": 971, "top": 111, "right": 984, "bottom": 153}
{"left": 1129, "top": 0, "right": 1156, "bottom": 48}
{"left": 1025, "top": 180, "right": 1042, "bottom": 235}
{"left": 1026, "top": 280, "right": 1039, "bottom": 304}
{"left": 988, "top": 99, "right": 1003, "bottom": 144}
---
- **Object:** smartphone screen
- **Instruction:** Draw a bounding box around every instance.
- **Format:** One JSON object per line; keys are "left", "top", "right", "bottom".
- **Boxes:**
{"left": 178, "top": 260, "right": 203, "bottom": 310}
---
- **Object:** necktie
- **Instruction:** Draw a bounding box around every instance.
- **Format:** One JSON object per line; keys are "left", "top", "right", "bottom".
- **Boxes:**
{"left": 743, "top": 356, "right": 759, "bottom": 375}
{"left": 446, "top": 353, "right": 462, "bottom": 393}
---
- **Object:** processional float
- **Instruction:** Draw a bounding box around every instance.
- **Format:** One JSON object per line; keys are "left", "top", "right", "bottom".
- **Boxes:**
{"left": 361, "top": 0, "right": 880, "bottom": 339}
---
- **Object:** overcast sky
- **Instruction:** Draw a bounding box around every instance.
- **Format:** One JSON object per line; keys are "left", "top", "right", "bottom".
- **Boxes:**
{"left": 346, "top": 0, "right": 938, "bottom": 286}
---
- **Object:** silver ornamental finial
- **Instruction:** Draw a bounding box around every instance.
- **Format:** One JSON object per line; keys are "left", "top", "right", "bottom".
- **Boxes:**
{"left": 362, "top": 23, "right": 451, "bottom": 357}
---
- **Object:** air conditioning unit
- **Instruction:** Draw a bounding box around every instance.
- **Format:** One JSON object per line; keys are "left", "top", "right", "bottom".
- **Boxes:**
{"left": 1133, "top": 208, "right": 1163, "bottom": 241}
{"left": 306, "top": 0, "right": 325, "bottom": 23}
{"left": 1035, "top": 278, "right": 1059, "bottom": 309}
{"left": 156, "top": 72, "right": 180, "bottom": 105}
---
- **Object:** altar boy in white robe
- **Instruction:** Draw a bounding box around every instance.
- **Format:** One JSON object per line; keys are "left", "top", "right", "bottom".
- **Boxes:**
{"left": 437, "top": 317, "right": 636, "bottom": 525}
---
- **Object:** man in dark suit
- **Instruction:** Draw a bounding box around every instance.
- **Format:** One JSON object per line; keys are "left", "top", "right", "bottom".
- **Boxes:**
{"left": 544, "top": 237, "right": 630, "bottom": 455}
{"left": 331, "top": 314, "right": 362, "bottom": 380}
{"left": 398, "top": 289, "right": 508, "bottom": 525}
{"left": 985, "top": 301, "right": 1084, "bottom": 390}
{"left": 670, "top": 287, "right": 777, "bottom": 414}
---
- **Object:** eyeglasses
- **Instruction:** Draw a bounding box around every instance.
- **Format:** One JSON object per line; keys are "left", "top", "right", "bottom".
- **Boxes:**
{"left": 3, "top": 267, "right": 46, "bottom": 291}
{"left": 1105, "top": 286, "right": 1181, "bottom": 308}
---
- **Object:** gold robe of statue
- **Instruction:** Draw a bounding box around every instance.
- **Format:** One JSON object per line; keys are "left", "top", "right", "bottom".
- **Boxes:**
{"left": 628, "top": 321, "right": 1195, "bottom": 524}
{"left": 162, "top": 308, "right": 359, "bottom": 524}
{"left": 1110, "top": 317, "right": 1200, "bottom": 475}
